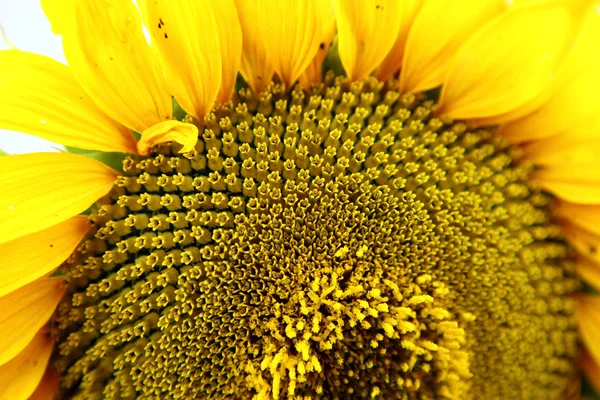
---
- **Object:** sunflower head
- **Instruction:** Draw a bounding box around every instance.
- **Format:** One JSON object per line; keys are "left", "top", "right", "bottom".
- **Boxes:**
{"left": 1, "top": 1, "right": 600, "bottom": 399}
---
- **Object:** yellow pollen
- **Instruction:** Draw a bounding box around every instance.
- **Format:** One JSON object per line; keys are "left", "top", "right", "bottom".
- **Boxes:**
{"left": 52, "top": 74, "right": 579, "bottom": 400}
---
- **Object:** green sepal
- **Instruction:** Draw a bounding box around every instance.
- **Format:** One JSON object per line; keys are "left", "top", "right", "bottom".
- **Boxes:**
{"left": 582, "top": 379, "right": 600, "bottom": 400}
{"left": 581, "top": 335, "right": 600, "bottom": 400}
{"left": 50, "top": 268, "right": 66, "bottom": 277}
{"left": 65, "top": 146, "right": 127, "bottom": 173}
{"left": 172, "top": 97, "right": 187, "bottom": 121}
{"left": 64, "top": 146, "right": 93, "bottom": 155}
{"left": 322, "top": 38, "right": 345, "bottom": 78}
{"left": 583, "top": 280, "right": 600, "bottom": 295}
{"left": 235, "top": 73, "right": 249, "bottom": 93}
{"left": 425, "top": 87, "right": 442, "bottom": 103}
{"left": 85, "top": 151, "right": 127, "bottom": 173}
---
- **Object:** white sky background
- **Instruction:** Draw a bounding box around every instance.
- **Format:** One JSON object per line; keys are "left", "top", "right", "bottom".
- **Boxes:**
{"left": 0, "top": 0, "right": 66, "bottom": 153}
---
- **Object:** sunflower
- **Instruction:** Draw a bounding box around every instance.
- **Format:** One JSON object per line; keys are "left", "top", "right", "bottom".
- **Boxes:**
{"left": 1, "top": 0, "right": 600, "bottom": 398}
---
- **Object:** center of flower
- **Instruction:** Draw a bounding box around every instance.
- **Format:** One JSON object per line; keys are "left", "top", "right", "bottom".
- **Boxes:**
{"left": 53, "top": 75, "right": 579, "bottom": 399}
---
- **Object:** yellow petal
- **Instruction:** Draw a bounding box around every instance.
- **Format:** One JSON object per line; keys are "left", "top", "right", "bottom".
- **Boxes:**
{"left": 582, "top": 351, "right": 600, "bottom": 395}
{"left": 0, "top": 50, "right": 136, "bottom": 154}
{"left": 437, "top": 0, "right": 586, "bottom": 120}
{"left": 577, "top": 295, "right": 600, "bottom": 368}
{"left": 27, "top": 367, "right": 60, "bottom": 400}
{"left": 335, "top": 0, "right": 403, "bottom": 81}
{"left": 524, "top": 132, "right": 600, "bottom": 167}
{"left": 498, "top": 4, "right": 600, "bottom": 139}
{"left": 375, "top": 0, "right": 423, "bottom": 81}
{"left": 533, "top": 166, "right": 600, "bottom": 204}
{"left": 0, "top": 329, "right": 54, "bottom": 400}
{"left": 140, "top": 0, "right": 222, "bottom": 121}
{"left": 138, "top": 120, "right": 199, "bottom": 156}
{"left": 43, "top": 0, "right": 173, "bottom": 134}
{"left": 235, "top": 0, "right": 274, "bottom": 94}
{"left": 211, "top": 0, "right": 243, "bottom": 103}
{"left": 398, "top": 0, "right": 505, "bottom": 93}
{"left": 300, "top": 1, "right": 337, "bottom": 85}
{"left": 41, "top": 0, "right": 74, "bottom": 34}
{"left": 0, "top": 24, "right": 16, "bottom": 49}
{"left": 562, "top": 223, "right": 600, "bottom": 265}
{"left": 0, "top": 152, "right": 117, "bottom": 244}
{"left": 0, "top": 277, "right": 64, "bottom": 365}
{"left": 0, "top": 216, "right": 88, "bottom": 298}
{"left": 257, "top": 0, "right": 332, "bottom": 89}
{"left": 555, "top": 201, "right": 600, "bottom": 236}
{"left": 575, "top": 257, "right": 600, "bottom": 292}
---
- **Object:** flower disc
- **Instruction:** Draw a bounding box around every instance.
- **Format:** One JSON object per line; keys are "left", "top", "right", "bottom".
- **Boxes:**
{"left": 53, "top": 76, "right": 579, "bottom": 399}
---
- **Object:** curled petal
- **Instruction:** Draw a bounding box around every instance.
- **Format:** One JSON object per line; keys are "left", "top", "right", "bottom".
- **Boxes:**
{"left": 138, "top": 120, "right": 199, "bottom": 156}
